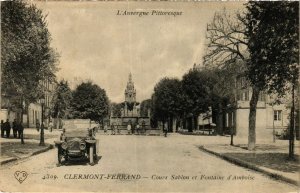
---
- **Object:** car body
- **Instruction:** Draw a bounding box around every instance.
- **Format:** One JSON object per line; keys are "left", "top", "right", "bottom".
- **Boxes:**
{"left": 54, "top": 119, "right": 99, "bottom": 166}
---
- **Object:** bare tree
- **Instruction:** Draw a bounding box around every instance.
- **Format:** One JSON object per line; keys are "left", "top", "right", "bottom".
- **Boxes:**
{"left": 203, "top": 9, "right": 248, "bottom": 68}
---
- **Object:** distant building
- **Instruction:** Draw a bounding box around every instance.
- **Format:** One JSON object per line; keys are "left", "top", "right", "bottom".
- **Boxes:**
{"left": 0, "top": 78, "right": 56, "bottom": 128}
{"left": 24, "top": 78, "right": 56, "bottom": 128}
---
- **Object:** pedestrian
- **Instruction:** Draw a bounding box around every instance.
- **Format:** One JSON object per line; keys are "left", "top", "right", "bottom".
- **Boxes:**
{"left": 136, "top": 123, "right": 140, "bottom": 135}
{"left": 127, "top": 122, "right": 132, "bottom": 135}
{"left": 104, "top": 122, "right": 108, "bottom": 134}
{"left": 132, "top": 122, "right": 135, "bottom": 135}
{"left": 36, "top": 119, "right": 40, "bottom": 132}
{"left": 48, "top": 120, "right": 53, "bottom": 132}
{"left": 111, "top": 123, "right": 115, "bottom": 135}
{"left": 163, "top": 122, "right": 168, "bottom": 137}
{"left": 60, "top": 128, "right": 66, "bottom": 141}
{"left": 12, "top": 119, "right": 18, "bottom": 138}
{"left": 142, "top": 120, "right": 146, "bottom": 135}
{"left": 18, "top": 122, "right": 24, "bottom": 144}
{"left": 1, "top": 120, "right": 4, "bottom": 138}
{"left": 4, "top": 119, "right": 11, "bottom": 138}
{"left": 117, "top": 124, "right": 120, "bottom": 135}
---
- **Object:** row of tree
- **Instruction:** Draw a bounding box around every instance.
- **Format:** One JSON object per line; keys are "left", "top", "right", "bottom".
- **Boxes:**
{"left": 150, "top": 65, "right": 237, "bottom": 133}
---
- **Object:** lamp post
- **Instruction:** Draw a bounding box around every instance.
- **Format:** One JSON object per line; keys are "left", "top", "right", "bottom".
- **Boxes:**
{"left": 39, "top": 98, "right": 45, "bottom": 146}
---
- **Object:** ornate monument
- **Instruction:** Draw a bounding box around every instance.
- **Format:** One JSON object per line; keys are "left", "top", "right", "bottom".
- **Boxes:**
{"left": 110, "top": 72, "right": 150, "bottom": 129}
{"left": 122, "top": 73, "right": 140, "bottom": 117}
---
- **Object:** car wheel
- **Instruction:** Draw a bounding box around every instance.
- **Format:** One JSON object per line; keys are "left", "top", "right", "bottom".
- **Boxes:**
{"left": 89, "top": 145, "right": 94, "bottom": 165}
{"left": 58, "top": 149, "right": 63, "bottom": 165}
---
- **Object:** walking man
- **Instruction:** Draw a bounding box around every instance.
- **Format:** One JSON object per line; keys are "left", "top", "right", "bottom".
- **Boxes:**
{"left": 48, "top": 120, "right": 53, "bottom": 132}
{"left": 18, "top": 121, "right": 24, "bottom": 144}
{"left": 12, "top": 119, "right": 18, "bottom": 138}
{"left": 36, "top": 119, "right": 40, "bottom": 132}
{"left": 142, "top": 120, "right": 146, "bottom": 135}
{"left": 163, "top": 122, "right": 168, "bottom": 137}
{"left": 4, "top": 119, "right": 11, "bottom": 138}
{"left": 1, "top": 120, "right": 4, "bottom": 138}
{"left": 111, "top": 123, "right": 115, "bottom": 135}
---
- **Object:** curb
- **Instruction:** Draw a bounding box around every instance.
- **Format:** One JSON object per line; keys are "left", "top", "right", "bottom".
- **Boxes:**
{"left": 199, "top": 146, "right": 299, "bottom": 186}
{"left": 0, "top": 144, "right": 54, "bottom": 165}
{"left": 178, "top": 131, "right": 217, "bottom": 136}
{"left": 0, "top": 158, "right": 18, "bottom": 165}
{"left": 31, "top": 144, "right": 54, "bottom": 156}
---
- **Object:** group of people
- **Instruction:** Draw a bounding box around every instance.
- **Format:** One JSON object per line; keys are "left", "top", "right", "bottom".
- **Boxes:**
{"left": 103, "top": 121, "right": 147, "bottom": 135}
{"left": 126, "top": 121, "right": 146, "bottom": 135}
{"left": 1, "top": 119, "right": 24, "bottom": 139}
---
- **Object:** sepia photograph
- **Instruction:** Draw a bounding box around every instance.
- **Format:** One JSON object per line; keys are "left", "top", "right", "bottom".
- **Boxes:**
{"left": 0, "top": 0, "right": 299, "bottom": 192}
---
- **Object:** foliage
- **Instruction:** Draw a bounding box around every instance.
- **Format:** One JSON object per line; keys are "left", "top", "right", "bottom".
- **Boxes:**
{"left": 110, "top": 102, "right": 123, "bottom": 117}
{"left": 182, "top": 69, "right": 215, "bottom": 117}
{"left": 140, "top": 99, "right": 151, "bottom": 117}
{"left": 51, "top": 80, "right": 72, "bottom": 119}
{"left": 1, "top": 1, "right": 59, "bottom": 108}
{"left": 71, "top": 82, "right": 109, "bottom": 122}
{"left": 152, "top": 78, "right": 185, "bottom": 122}
{"left": 245, "top": 1, "right": 299, "bottom": 95}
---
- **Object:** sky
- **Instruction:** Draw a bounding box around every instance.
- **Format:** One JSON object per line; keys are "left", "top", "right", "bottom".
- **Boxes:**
{"left": 35, "top": 1, "right": 244, "bottom": 103}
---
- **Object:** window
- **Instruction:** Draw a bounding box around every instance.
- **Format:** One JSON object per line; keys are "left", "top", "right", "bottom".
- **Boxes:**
{"left": 237, "top": 90, "right": 249, "bottom": 101}
{"left": 274, "top": 110, "right": 282, "bottom": 121}
{"left": 258, "top": 92, "right": 265, "bottom": 101}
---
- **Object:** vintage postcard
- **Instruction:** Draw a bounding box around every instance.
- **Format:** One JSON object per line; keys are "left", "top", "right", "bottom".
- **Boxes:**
{"left": 0, "top": 0, "right": 299, "bottom": 192}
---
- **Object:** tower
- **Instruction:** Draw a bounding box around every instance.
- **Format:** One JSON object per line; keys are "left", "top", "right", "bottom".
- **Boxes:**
{"left": 125, "top": 73, "right": 136, "bottom": 103}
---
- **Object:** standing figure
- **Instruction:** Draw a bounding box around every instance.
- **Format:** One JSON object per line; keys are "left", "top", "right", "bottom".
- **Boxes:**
{"left": 12, "top": 119, "right": 18, "bottom": 138}
{"left": 163, "top": 122, "right": 168, "bottom": 137}
{"left": 127, "top": 122, "right": 132, "bottom": 135}
{"left": 132, "top": 122, "right": 135, "bottom": 135}
{"left": 48, "top": 120, "right": 53, "bottom": 132}
{"left": 36, "top": 119, "right": 40, "bottom": 132}
{"left": 116, "top": 124, "right": 120, "bottom": 135}
{"left": 1, "top": 120, "right": 4, "bottom": 138}
{"left": 111, "top": 123, "right": 115, "bottom": 135}
{"left": 136, "top": 123, "right": 140, "bottom": 135}
{"left": 18, "top": 122, "right": 24, "bottom": 144}
{"left": 4, "top": 119, "right": 11, "bottom": 138}
{"left": 104, "top": 122, "right": 108, "bottom": 134}
{"left": 142, "top": 120, "right": 146, "bottom": 135}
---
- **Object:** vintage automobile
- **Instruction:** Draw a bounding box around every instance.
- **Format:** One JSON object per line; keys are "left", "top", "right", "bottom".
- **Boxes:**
{"left": 54, "top": 120, "right": 99, "bottom": 166}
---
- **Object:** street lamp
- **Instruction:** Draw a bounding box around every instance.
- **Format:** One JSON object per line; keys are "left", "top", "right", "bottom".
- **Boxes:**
{"left": 39, "top": 98, "right": 45, "bottom": 146}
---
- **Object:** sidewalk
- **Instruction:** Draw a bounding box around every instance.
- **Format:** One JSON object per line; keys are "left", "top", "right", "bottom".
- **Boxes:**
{"left": 199, "top": 142, "right": 300, "bottom": 186}
{"left": 0, "top": 128, "right": 60, "bottom": 165}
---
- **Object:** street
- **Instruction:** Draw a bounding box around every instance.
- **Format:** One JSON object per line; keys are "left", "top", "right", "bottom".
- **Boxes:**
{"left": 0, "top": 134, "right": 297, "bottom": 193}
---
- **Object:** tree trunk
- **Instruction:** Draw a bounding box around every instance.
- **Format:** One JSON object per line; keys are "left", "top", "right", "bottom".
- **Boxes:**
{"left": 289, "top": 83, "right": 295, "bottom": 159}
{"left": 187, "top": 117, "right": 193, "bottom": 132}
{"left": 172, "top": 117, "right": 177, "bottom": 132}
{"left": 26, "top": 103, "right": 30, "bottom": 128}
{"left": 194, "top": 115, "right": 198, "bottom": 131}
{"left": 217, "top": 102, "right": 223, "bottom": 135}
{"left": 248, "top": 86, "right": 260, "bottom": 150}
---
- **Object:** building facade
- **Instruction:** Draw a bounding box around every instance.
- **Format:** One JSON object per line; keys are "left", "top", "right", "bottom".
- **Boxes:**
{"left": 225, "top": 76, "right": 291, "bottom": 140}
{"left": 1, "top": 78, "right": 56, "bottom": 128}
